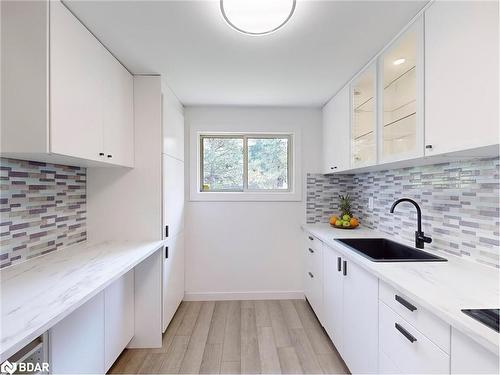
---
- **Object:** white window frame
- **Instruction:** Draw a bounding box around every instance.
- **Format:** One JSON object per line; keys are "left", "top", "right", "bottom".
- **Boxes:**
{"left": 190, "top": 127, "right": 302, "bottom": 202}
{"left": 199, "top": 134, "right": 293, "bottom": 193}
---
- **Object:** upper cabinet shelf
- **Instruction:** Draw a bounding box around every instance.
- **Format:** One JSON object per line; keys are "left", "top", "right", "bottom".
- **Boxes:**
{"left": 323, "top": 1, "right": 499, "bottom": 174}
{"left": 1, "top": 0, "right": 134, "bottom": 167}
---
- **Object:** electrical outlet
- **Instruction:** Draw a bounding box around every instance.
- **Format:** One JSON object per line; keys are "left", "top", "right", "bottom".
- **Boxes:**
{"left": 368, "top": 197, "right": 374, "bottom": 210}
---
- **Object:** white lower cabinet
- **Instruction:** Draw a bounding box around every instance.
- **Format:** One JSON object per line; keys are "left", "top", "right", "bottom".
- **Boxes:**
{"left": 321, "top": 244, "right": 379, "bottom": 374}
{"left": 342, "top": 257, "right": 379, "bottom": 374}
{"left": 323, "top": 244, "right": 344, "bottom": 351}
{"left": 304, "top": 234, "right": 324, "bottom": 321}
{"left": 50, "top": 272, "right": 135, "bottom": 374}
{"left": 306, "top": 231, "right": 498, "bottom": 375}
{"left": 163, "top": 233, "right": 185, "bottom": 331}
{"left": 50, "top": 292, "right": 105, "bottom": 374}
{"left": 451, "top": 328, "right": 499, "bottom": 374}
{"left": 104, "top": 270, "right": 134, "bottom": 371}
{"left": 379, "top": 301, "right": 449, "bottom": 374}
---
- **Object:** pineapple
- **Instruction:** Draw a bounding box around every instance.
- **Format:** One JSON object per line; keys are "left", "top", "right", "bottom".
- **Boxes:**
{"left": 339, "top": 194, "right": 353, "bottom": 218}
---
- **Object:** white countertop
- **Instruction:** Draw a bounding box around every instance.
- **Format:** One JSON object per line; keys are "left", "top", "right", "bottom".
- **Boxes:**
{"left": 0, "top": 240, "right": 165, "bottom": 361}
{"left": 302, "top": 223, "right": 500, "bottom": 355}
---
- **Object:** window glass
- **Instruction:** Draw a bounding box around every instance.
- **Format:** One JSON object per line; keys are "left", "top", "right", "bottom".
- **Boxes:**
{"left": 201, "top": 137, "right": 244, "bottom": 191}
{"left": 247, "top": 137, "right": 289, "bottom": 190}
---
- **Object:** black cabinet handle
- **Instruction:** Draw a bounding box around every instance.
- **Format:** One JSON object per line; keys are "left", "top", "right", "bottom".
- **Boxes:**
{"left": 425, "top": 144, "right": 433, "bottom": 149}
{"left": 343, "top": 260, "right": 347, "bottom": 276}
{"left": 330, "top": 166, "right": 337, "bottom": 170}
{"left": 107, "top": 154, "right": 112, "bottom": 158}
{"left": 395, "top": 323, "right": 417, "bottom": 343}
{"left": 337, "top": 257, "right": 342, "bottom": 272}
{"left": 395, "top": 295, "right": 417, "bottom": 312}
{"left": 99, "top": 152, "right": 104, "bottom": 156}
{"left": 308, "top": 236, "right": 314, "bottom": 241}
{"left": 165, "top": 246, "right": 169, "bottom": 259}
{"left": 308, "top": 248, "right": 314, "bottom": 254}
{"left": 308, "top": 272, "right": 314, "bottom": 278}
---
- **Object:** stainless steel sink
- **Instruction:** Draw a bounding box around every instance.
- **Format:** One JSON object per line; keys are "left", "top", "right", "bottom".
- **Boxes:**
{"left": 335, "top": 238, "right": 447, "bottom": 262}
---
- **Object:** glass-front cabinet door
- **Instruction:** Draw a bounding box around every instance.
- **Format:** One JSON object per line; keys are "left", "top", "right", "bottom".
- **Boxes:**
{"left": 379, "top": 19, "right": 423, "bottom": 161}
{"left": 351, "top": 63, "right": 377, "bottom": 167}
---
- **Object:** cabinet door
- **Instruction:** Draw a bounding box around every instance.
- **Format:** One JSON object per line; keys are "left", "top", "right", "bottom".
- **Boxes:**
{"left": 162, "top": 96, "right": 185, "bottom": 161}
{"left": 342, "top": 260, "right": 379, "bottom": 374}
{"left": 323, "top": 86, "right": 350, "bottom": 173}
{"left": 425, "top": 1, "right": 499, "bottom": 156}
{"left": 451, "top": 328, "right": 499, "bottom": 374}
{"left": 322, "top": 245, "right": 344, "bottom": 353}
{"left": 103, "top": 53, "right": 134, "bottom": 167}
{"left": 104, "top": 270, "right": 134, "bottom": 371}
{"left": 379, "top": 18, "right": 424, "bottom": 162}
{"left": 163, "top": 154, "right": 185, "bottom": 238}
{"left": 351, "top": 63, "right": 377, "bottom": 167}
{"left": 163, "top": 233, "right": 185, "bottom": 331}
{"left": 50, "top": 292, "right": 105, "bottom": 374}
{"left": 49, "top": 0, "right": 104, "bottom": 162}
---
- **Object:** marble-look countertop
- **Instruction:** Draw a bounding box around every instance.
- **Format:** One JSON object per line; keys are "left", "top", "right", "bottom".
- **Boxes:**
{"left": 0, "top": 240, "right": 165, "bottom": 361}
{"left": 302, "top": 223, "right": 500, "bottom": 355}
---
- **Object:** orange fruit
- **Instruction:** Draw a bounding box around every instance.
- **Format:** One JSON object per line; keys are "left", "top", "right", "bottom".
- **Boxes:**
{"left": 329, "top": 216, "right": 339, "bottom": 225}
{"left": 350, "top": 217, "right": 359, "bottom": 227}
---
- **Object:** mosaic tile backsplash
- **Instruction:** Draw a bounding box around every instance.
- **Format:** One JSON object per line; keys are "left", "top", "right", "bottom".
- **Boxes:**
{"left": 0, "top": 158, "right": 87, "bottom": 268}
{"left": 307, "top": 157, "right": 500, "bottom": 268}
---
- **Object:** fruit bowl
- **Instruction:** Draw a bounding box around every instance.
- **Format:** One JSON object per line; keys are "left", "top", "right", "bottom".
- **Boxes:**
{"left": 329, "top": 214, "right": 359, "bottom": 230}
{"left": 330, "top": 223, "right": 359, "bottom": 229}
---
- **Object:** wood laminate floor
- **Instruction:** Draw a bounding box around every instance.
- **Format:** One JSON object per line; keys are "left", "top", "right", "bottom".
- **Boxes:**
{"left": 108, "top": 300, "right": 349, "bottom": 374}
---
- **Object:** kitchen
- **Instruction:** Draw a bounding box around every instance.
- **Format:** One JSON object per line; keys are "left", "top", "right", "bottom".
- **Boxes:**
{"left": 0, "top": 0, "right": 498, "bottom": 374}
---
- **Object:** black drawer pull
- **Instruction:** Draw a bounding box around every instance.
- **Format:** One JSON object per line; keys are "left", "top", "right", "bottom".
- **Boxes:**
{"left": 308, "top": 236, "right": 314, "bottom": 241}
{"left": 343, "top": 260, "right": 347, "bottom": 276}
{"left": 308, "top": 272, "right": 314, "bottom": 278}
{"left": 308, "top": 248, "right": 314, "bottom": 254}
{"left": 395, "top": 323, "right": 417, "bottom": 343}
{"left": 337, "top": 257, "right": 342, "bottom": 272}
{"left": 395, "top": 295, "right": 417, "bottom": 312}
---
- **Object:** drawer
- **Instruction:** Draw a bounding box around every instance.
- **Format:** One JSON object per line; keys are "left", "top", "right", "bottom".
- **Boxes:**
{"left": 379, "top": 281, "right": 450, "bottom": 353}
{"left": 304, "top": 267, "right": 322, "bottom": 313}
{"left": 379, "top": 301, "right": 450, "bottom": 374}
{"left": 305, "top": 232, "right": 321, "bottom": 253}
{"left": 305, "top": 234, "right": 323, "bottom": 278}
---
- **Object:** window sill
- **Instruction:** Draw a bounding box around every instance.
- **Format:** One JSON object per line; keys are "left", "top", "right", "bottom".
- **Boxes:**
{"left": 189, "top": 190, "right": 302, "bottom": 202}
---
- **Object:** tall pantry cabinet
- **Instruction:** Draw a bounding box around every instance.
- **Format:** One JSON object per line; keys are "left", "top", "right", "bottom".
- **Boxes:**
{"left": 161, "top": 88, "right": 186, "bottom": 332}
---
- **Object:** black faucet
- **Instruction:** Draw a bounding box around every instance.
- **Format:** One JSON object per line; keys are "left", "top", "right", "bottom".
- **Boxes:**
{"left": 390, "top": 198, "right": 432, "bottom": 249}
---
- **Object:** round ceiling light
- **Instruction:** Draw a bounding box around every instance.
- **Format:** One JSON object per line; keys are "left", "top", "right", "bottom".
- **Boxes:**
{"left": 220, "top": 0, "right": 296, "bottom": 36}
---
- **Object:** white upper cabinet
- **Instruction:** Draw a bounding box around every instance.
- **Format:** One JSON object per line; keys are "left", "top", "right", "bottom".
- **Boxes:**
{"left": 322, "top": 2, "right": 499, "bottom": 174}
{"left": 424, "top": 1, "right": 499, "bottom": 156}
{"left": 50, "top": 0, "right": 105, "bottom": 162}
{"left": 1, "top": 0, "right": 134, "bottom": 167}
{"left": 379, "top": 18, "right": 424, "bottom": 163}
{"left": 323, "top": 86, "right": 351, "bottom": 173}
{"left": 102, "top": 51, "right": 135, "bottom": 167}
{"left": 351, "top": 63, "right": 377, "bottom": 167}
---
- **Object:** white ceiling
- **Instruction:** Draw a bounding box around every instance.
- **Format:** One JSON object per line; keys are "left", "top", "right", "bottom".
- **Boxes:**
{"left": 65, "top": 0, "right": 428, "bottom": 107}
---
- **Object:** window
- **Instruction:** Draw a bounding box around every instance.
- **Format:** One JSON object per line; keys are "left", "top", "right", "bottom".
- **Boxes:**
{"left": 200, "top": 134, "right": 292, "bottom": 192}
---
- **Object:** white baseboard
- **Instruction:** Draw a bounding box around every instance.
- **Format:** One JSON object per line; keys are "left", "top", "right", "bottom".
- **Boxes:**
{"left": 183, "top": 290, "right": 305, "bottom": 301}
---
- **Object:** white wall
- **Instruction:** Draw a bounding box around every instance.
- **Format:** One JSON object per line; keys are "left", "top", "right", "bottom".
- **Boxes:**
{"left": 184, "top": 106, "right": 322, "bottom": 300}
